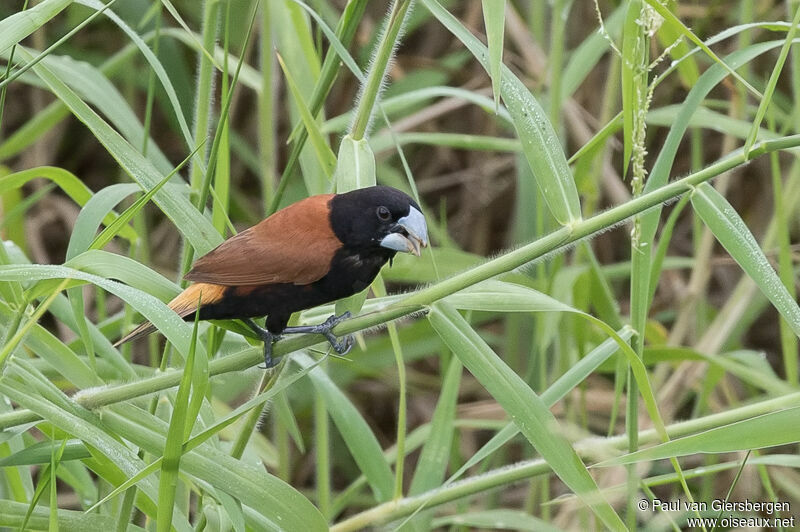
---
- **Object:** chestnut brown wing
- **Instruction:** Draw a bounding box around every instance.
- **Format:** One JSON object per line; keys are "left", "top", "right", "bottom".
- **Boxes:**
{"left": 184, "top": 194, "right": 339, "bottom": 286}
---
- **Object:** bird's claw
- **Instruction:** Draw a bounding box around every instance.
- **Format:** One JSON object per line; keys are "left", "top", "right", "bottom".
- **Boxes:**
{"left": 332, "top": 334, "right": 354, "bottom": 355}
{"left": 275, "top": 311, "right": 354, "bottom": 362}
{"left": 322, "top": 312, "right": 352, "bottom": 355}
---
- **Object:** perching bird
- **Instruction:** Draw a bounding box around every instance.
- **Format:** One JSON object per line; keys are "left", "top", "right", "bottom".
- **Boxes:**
{"left": 115, "top": 185, "right": 428, "bottom": 367}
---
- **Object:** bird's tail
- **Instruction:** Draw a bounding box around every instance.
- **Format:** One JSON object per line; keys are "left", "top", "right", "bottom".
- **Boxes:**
{"left": 113, "top": 283, "right": 226, "bottom": 347}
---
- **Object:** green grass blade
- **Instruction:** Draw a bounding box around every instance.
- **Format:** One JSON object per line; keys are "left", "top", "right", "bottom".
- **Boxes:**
{"left": 446, "top": 329, "right": 633, "bottom": 484}
{"left": 15, "top": 46, "right": 222, "bottom": 255}
{"left": 269, "top": 0, "right": 369, "bottom": 211}
{"left": 648, "top": 195, "right": 690, "bottom": 305}
{"left": 84, "top": 356, "right": 324, "bottom": 515}
{"left": 0, "top": 440, "right": 89, "bottom": 467}
{"left": 0, "top": 290, "right": 131, "bottom": 382}
{"left": 67, "top": 285, "right": 95, "bottom": 373}
{"left": 27, "top": 249, "right": 179, "bottom": 303}
{"left": 422, "top": 0, "right": 581, "bottom": 225}
{"left": 428, "top": 302, "right": 626, "bottom": 531}
{"left": 481, "top": 0, "right": 505, "bottom": 111}
{"left": 285, "top": 0, "right": 365, "bottom": 87}
{"left": 644, "top": 0, "right": 762, "bottom": 99}
{"left": 19, "top": 434, "right": 70, "bottom": 532}
{"left": 561, "top": 6, "right": 624, "bottom": 101}
{"left": 0, "top": 167, "right": 138, "bottom": 243}
{"left": 48, "top": 436, "right": 67, "bottom": 532}
{"left": 270, "top": 0, "right": 327, "bottom": 197}
{"left": 294, "top": 353, "right": 394, "bottom": 503}
{"left": 0, "top": 0, "right": 70, "bottom": 53}
{"left": 0, "top": 265, "right": 203, "bottom": 361}
{"left": 691, "top": 182, "right": 800, "bottom": 338}
{"left": 0, "top": 279, "right": 69, "bottom": 370}
{"left": 323, "top": 86, "right": 512, "bottom": 134}
{"left": 350, "top": 0, "right": 413, "bottom": 140}
{"left": 621, "top": 0, "right": 644, "bottom": 178}
{"left": 744, "top": 3, "right": 800, "bottom": 154}
{"left": 102, "top": 402, "right": 326, "bottom": 530}
{"left": 0, "top": 1, "right": 118, "bottom": 94}
{"left": 599, "top": 407, "right": 800, "bottom": 466}
{"left": 405, "top": 356, "right": 461, "bottom": 528}
{"left": 432, "top": 509, "right": 563, "bottom": 532}
{"left": 643, "top": 41, "right": 787, "bottom": 244}
{"left": 66, "top": 184, "right": 142, "bottom": 260}
{"left": 91, "top": 141, "right": 205, "bottom": 252}
{"left": 277, "top": 53, "right": 336, "bottom": 179}
{"left": 0, "top": 377, "right": 169, "bottom": 527}
{"left": 75, "top": 0, "right": 200, "bottom": 165}
{"left": 157, "top": 308, "right": 200, "bottom": 532}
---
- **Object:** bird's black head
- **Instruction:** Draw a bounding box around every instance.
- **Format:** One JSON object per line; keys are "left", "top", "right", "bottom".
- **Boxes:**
{"left": 329, "top": 185, "right": 428, "bottom": 256}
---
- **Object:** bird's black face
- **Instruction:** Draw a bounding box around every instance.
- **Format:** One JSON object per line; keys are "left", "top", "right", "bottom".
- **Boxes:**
{"left": 329, "top": 186, "right": 429, "bottom": 255}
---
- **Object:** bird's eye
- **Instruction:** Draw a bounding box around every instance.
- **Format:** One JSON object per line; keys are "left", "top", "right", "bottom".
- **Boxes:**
{"left": 377, "top": 206, "right": 391, "bottom": 221}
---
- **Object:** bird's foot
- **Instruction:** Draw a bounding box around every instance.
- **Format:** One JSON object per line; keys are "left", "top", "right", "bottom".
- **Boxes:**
{"left": 282, "top": 312, "right": 354, "bottom": 355}
{"left": 323, "top": 331, "right": 354, "bottom": 355}
{"left": 245, "top": 319, "right": 281, "bottom": 369}
{"left": 258, "top": 334, "right": 284, "bottom": 369}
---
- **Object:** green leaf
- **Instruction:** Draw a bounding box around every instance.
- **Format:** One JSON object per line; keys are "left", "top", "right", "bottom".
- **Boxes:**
{"left": 278, "top": 46, "right": 336, "bottom": 179}
{"left": 406, "top": 356, "right": 462, "bottom": 529}
{"left": 157, "top": 309, "right": 201, "bottom": 532}
{"left": 444, "top": 279, "right": 575, "bottom": 314}
{"left": 0, "top": 0, "right": 71, "bottom": 54}
{"left": 102, "top": 401, "right": 326, "bottom": 531}
{"left": 643, "top": 0, "right": 762, "bottom": 99}
{"left": 271, "top": 0, "right": 328, "bottom": 196}
{"left": 743, "top": 3, "right": 800, "bottom": 154}
{"left": 598, "top": 407, "right": 800, "bottom": 466}
{"left": 428, "top": 302, "right": 625, "bottom": 531}
{"left": 561, "top": 6, "right": 625, "bottom": 101}
{"left": 481, "top": 0, "right": 505, "bottom": 111}
{"left": 0, "top": 167, "right": 138, "bottom": 243}
{"left": 446, "top": 329, "right": 633, "bottom": 484}
{"left": 76, "top": 0, "right": 201, "bottom": 163}
{"left": 0, "top": 264, "right": 201, "bottom": 361}
{"left": 433, "top": 509, "right": 563, "bottom": 532}
{"left": 621, "top": 0, "right": 644, "bottom": 178}
{"left": 6, "top": 47, "right": 175, "bottom": 175}
{"left": 27, "top": 249, "right": 179, "bottom": 303}
{"left": 334, "top": 134, "right": 376, "bottom": 192}
{"left": 92, "top": 143, "right": 204, "bottom": 252}
{"left": 294, "top": 353, "right": 394, "bottom": 503}
{"left": 0, "top": 373, "right": 175, "bottom": 528}
{"left": 422, "top": 0, "right": 582, "bottom": 225}
{"left": 85, "top": 356, "right": 324, "bottom": 516}
{"left": 691, "top": 182, "right": 800, "bottom": 338}
{"left": 0, "top": 299, "right": 98, "bottom": 389}
{"left": 0, "top": 440, "right": 90, "bottom": 467}
{"left": 15, "top": 46, "right": 222, "bottom": 255}
{"left": 67, "top": 184, "right": 142, "bottom": 260}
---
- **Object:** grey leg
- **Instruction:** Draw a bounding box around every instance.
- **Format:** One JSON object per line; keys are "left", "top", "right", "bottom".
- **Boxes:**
{"left": 245, "top": 319, "right": 280, "bottom": 369}
{"left": 281, "top": 312, "right": 354, "bottom": 355}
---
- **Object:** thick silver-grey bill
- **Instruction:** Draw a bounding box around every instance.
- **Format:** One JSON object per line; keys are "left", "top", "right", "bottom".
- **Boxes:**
{"left": 380, "top": 206, "right": 429, "bottom": 256}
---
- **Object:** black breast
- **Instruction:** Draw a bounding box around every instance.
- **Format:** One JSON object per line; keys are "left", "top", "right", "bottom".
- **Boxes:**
{"left": 316, "top": 247, "right": 395, "bottom": 300}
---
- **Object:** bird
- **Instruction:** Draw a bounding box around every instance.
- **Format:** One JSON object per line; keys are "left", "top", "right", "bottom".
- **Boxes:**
{"left": 115, "top": 185, "right": 428, "bottom": 368}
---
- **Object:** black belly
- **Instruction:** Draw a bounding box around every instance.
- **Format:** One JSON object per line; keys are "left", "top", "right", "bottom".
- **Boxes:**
{"left": 192, "top": 247, "right": 394, "bottom": 333}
